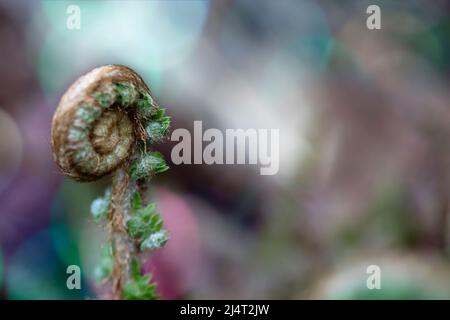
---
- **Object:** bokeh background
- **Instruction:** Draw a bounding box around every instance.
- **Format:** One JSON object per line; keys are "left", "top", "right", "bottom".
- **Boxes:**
{"left": 1, "top": 0, "right": 450, "bottom": 299}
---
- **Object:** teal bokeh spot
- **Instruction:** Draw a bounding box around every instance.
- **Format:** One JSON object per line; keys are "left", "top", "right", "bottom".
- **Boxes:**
{"left": 290, "top": 35, "right": 333, "bottom": 72}
{"left": 220, "top": 0, "right": 330, "bottom": 64}
{"left": 34, "top": 0, "right": 209, "bottom": 100}
{"left": 7, "top": 229, "right": 89, "bottom": 299}
{"left": 49, "top": 179, "right": 95, "bottom": 269}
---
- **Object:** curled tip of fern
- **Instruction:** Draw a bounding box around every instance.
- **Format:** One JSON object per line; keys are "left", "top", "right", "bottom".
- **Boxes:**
{"left": 140, "top": 230, "right": 169, "bottom": 251}
{"left": 130, "top": 151, "right": 169, "bottom": 181}
{"left": 145, "top": 108, "right": 170, "bottom": 144}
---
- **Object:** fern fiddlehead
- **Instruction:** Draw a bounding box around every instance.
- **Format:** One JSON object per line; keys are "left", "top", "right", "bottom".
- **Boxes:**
{"left": 51, "top": 65, "right": 170, "bottom": 299}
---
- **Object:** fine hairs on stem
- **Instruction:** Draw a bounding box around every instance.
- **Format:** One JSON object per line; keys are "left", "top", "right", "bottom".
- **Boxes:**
{"left": 51, "top": 65, "right": 171, "bottom": 299}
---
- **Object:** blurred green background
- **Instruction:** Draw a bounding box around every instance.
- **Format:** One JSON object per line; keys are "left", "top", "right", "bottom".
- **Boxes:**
{"left": 1, "top": 0, "right": 450, "bottom": 299}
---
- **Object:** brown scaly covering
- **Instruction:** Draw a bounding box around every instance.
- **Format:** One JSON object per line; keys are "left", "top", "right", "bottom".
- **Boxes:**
{"left": 51, "top": 64, "right": 153, "bottom": 182}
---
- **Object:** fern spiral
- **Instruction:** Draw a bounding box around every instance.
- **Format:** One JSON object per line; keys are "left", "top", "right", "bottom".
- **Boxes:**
{"left": 51, "top": 65, "right": 171, "bottom": 299}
